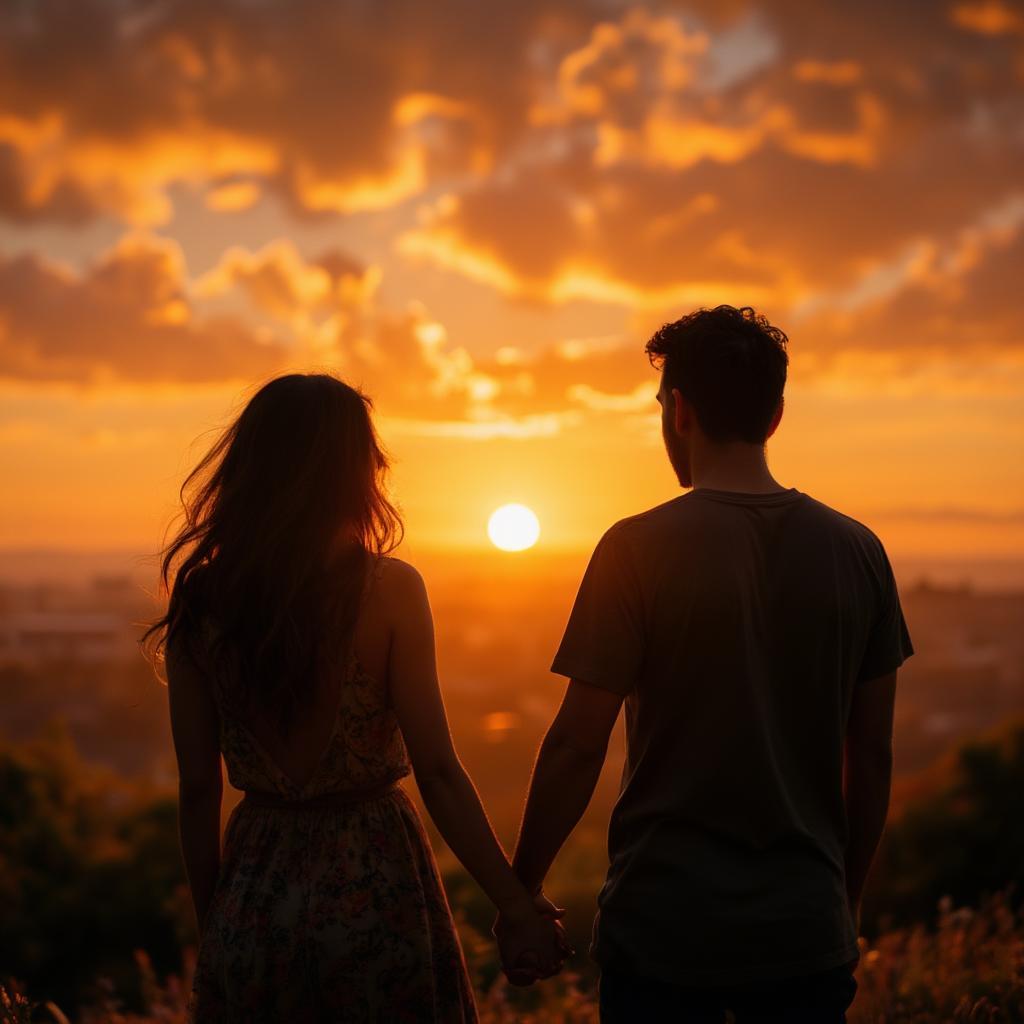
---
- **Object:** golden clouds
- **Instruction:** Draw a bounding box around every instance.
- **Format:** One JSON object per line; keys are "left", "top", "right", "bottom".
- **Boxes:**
{"left": 379, "top": 0, "right": 1022, "bottom": 324}
{"left": 532, "top": 6, "right": 884, "bottom": 175}
{"left": 534, "top": 9, "right": 709, "bottom": 126}
{"left": 0, "top": 228, "right": 641, "bottom": 435}
{"left": 0, "top": 235, "right": 288, "bottom": 382}
{"left": 2, "top": 0, "right": 1020, "bottom": 323}
{"left": 0, "top": 111, "right": 279, "bottom": 225}
{"left": 196, "top": 241, "right": 378, "bottom": 326}
{"left": 0, "top": 0, "right": 573, "bottom": 224}
{"left": 0, "top": 2, "right": 1021, "bottom": 499}
{"left": 205, "top": 181, "right": 261, "bottom": 212}
{"left": 792, "top": 61, "right": 864, "bottom": 86}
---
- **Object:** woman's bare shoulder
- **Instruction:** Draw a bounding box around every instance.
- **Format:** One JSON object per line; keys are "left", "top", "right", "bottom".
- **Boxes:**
{"left": 368, "top": 555, "right": 428, "bottom": 606}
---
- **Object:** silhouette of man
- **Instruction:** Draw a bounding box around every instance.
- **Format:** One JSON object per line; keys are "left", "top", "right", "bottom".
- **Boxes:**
{"left": 501, "top": 306, "right": 914, "bottom": 1022}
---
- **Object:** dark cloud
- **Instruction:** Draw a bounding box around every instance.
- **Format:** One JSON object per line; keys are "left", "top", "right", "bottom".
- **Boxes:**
{"left": 398, "top": 1, "right": 1024, "bottom": 317}
{"left": 0, "top": 235, "right": 290, "bottom": 382}
{"left": 0, "top": 0, "right": 593, "bottom": 222}
{"left": 1, "top": 0, "right": 1021, "bottom": 395}
{"left": 796, "top": 199, "right": 1024, "bottom": 365}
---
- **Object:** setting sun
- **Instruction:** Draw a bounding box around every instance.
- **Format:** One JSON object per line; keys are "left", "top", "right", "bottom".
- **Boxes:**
{"left": 487, "top": 504, "right": 541, "bottom": 552}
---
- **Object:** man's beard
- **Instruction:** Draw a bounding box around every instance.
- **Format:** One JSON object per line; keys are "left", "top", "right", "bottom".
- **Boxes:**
{"left": 662, "top": 421, "right": 690, "bottom": 488}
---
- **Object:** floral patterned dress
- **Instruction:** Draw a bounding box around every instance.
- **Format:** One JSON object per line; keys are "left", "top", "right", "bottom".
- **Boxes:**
{"left": 189, "top": 652, "right": 477, "bottom": 1023}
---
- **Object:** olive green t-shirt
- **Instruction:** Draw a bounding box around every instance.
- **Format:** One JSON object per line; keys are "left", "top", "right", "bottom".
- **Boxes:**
{"left": 551, "top": 487, "right": 914, "bottom": 987}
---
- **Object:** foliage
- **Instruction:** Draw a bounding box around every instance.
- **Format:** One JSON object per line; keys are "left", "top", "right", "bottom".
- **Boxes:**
{"left": 5, "top": 894, "right": 1024, "bottom": 1023}
{"left": 849, "top": 892, "right": 1024, "bottom": 1023}
{"left": 6, "top": 722, "right": 1024, "bottom": 1019}
{"left": 862, "top": 718, "right": 1024, "bottom": 934}
{"left": 0, "top": 725, "right": 189, "bottom": 1014}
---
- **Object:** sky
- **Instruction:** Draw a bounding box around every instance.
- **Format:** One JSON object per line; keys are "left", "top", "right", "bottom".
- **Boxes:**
{"left": 1, "top": 0, "right": 1022, "bottom": 562}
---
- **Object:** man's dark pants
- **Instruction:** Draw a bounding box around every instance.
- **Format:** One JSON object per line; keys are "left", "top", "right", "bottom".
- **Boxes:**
{"left": 599, "top": 962, "right": 858, "bottom": 1023}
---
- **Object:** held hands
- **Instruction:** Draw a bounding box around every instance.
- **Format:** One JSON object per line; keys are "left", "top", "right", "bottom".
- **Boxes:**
{"left": 493, "top": 890, "right": 574, "bottom": 987}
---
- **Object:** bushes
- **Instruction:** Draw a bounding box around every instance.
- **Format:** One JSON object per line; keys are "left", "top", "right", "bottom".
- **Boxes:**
{"left": 0, "top": 726, "right": 188, "bottom": 1015}
{"left": 5, "top": 722, "right": 1024, "bottom": 1019}
{"left": 862, "top": 719, "right": 1024, "bottom": 934}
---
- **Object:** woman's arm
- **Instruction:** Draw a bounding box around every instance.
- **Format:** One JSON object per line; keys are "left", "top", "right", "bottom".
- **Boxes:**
{"left": 166, "top": 636, "right": 223, "bottom": 935}
{"left": 385, "top": 560, "right": 566, "bottom": 976}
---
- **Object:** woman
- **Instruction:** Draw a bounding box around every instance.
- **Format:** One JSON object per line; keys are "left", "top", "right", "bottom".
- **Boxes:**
{"left": 144, "top": 374, "right": 566, "bottom": 1022}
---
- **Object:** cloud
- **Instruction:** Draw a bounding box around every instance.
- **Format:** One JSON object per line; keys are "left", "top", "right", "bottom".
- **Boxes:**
{"left": 1, "top": 1, "right": 1021, "bottom": 418}
{"left": 870, "top": 504, "right": 1024, "bottom": 523}
{"left": 1, "top": 0, "right": 1020, "bottom": 381}
{"left": 0, "top": 236, "right": 658, "bottom": 443}
{"left": 533, "top": 8, "right": 884, "bottom": 171}
{"left": 400, "top": 175, "right": 789, "bottom": 306}
{"left": 0, "top": 0, "right": 595, "bottom": 224}
{"left": 791, "top": 193, "right": 1024, "bottom": 378}
{"left": 0, "top": 234, "right": 292, "bottom": 383}
{"left": 0, "top": 234, "right": 487, "bottom": 406}
{"left": 204, "top": 180, "right": 262, "bottom": 212}
{"left": 393, "top": 0, "right": 1023, "bottom": 339}
{"left": 195, "top": 240, "right": 378, "bottom": 327}
{"left": 381, "top": 411, "right": 582, "bottom": 441}
{"left": 0, "top": 232, "right": 613, "bottom": 431}
{"left": 566, "top": 382, "right": 654, "bottom": 412}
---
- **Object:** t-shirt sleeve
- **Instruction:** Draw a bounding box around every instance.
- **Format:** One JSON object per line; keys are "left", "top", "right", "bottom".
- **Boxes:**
{"left": 856, "top": 542, "right": 915, "bottom": 684}
{"left": 550, "top": 524, "right": 645, "bottom": 695}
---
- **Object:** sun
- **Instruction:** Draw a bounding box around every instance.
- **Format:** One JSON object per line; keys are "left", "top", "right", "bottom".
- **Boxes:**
{"left": 487, "top": 504, "right": 541, "bottom": 552}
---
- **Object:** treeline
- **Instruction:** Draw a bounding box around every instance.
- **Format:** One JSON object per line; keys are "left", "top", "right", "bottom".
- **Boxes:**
{"left": 0, "top": 723, "right": 187, "bottom": 1013}
{"left": 861, "top": 719, "right": 1024, "bottom": 934}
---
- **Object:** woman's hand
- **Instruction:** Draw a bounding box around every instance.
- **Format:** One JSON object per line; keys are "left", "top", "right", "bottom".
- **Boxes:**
{"left": 493, "top": 892, "right": 573, "bottom": 986}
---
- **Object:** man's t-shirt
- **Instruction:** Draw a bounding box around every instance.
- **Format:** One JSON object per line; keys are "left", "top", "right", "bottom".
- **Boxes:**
{"left": 551, "top": 487, "right": 914, "bottom": 987}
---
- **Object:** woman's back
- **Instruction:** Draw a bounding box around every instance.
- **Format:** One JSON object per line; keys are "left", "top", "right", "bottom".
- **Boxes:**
{"left": 211, "top": 558, "right": 411, "bottom": 800}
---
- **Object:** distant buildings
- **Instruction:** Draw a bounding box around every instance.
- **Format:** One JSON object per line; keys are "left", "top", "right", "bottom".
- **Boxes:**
{"left": 0, "top": 610, "right": 133, "bottom": 664}
{"left": 0, "top": 575, "right": 149, "bottom": 666}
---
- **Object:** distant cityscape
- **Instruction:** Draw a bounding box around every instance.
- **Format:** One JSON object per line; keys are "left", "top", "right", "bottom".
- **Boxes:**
{"left": 1, "top": 555, "right": 1021, "bottom": 836}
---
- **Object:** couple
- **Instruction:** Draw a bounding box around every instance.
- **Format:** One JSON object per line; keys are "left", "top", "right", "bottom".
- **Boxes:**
{"left": 149, "top": 305, "right": 914, "bottom": 1023}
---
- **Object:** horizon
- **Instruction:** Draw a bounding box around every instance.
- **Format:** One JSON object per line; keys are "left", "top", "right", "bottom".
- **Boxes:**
{"left": 2, "top": 542, "right": 1023, "bottom": 595}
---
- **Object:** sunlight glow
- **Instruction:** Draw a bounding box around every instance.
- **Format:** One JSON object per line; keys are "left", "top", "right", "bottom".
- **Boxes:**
{"left": 487, "top": 504, "right": 541, "bottom": 552}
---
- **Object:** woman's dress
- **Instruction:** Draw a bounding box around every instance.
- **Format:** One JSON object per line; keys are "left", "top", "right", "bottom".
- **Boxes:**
{"left": 189, "top": 652, "right": 477, "bottom": 1023}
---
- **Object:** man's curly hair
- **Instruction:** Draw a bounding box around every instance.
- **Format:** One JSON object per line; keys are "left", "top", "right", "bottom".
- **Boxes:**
{"left": 646, "top": 305, "right": 789, "bottom": 445}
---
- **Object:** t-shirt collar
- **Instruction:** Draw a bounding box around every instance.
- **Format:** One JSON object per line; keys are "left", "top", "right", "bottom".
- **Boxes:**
{"left": 688, "top": 486, "right": 803, "bottom": 506}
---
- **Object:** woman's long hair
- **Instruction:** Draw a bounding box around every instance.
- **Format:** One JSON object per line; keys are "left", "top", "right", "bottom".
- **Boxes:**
{"left": 142, "top": 373, "right": 402, "bottom": 731}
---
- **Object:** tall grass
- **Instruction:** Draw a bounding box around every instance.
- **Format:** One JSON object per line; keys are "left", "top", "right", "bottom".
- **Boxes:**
{"left": 4, "top": 892, "right": 1021, "bottom": 1023}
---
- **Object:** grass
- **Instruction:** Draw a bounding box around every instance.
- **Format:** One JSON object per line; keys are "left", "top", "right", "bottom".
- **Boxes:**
{"left": 3, "top": 892, "right": 1022, "bottom": 1024}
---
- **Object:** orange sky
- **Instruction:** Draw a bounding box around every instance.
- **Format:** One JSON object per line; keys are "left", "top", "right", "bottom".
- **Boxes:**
{"left": 0, "top": 1, "right": 1022, "bottom": 562}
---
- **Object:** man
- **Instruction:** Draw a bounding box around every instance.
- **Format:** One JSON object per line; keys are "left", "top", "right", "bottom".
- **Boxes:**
{"left": 496, "top": 306, "right": 914, "bottom": 1022}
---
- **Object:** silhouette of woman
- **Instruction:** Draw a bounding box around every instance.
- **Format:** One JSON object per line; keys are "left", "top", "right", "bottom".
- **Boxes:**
{"left": 144, "top": 374, "right": 565, "bottom": 1022}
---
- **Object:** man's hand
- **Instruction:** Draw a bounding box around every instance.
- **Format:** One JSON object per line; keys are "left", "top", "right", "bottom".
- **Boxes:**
{"left": 493, "top": 891, "right": 573, "bottom": 986}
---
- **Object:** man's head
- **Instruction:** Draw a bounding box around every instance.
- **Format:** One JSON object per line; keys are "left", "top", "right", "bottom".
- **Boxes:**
{"left": 646, "top": 305, "right": 788, "bottom": 487}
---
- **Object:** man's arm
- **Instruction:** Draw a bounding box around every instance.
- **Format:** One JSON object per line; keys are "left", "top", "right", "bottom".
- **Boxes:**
{"left": 843, "top": 668, "right": 897, "bottom": 928}
{"left": 511, "top": 679, "right": 624, "bottom": 894}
